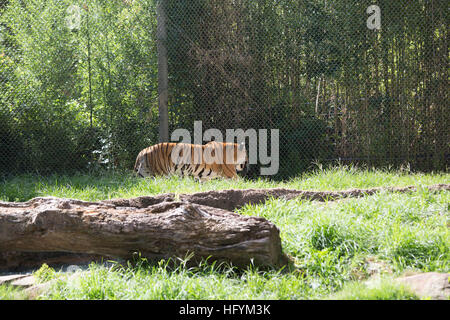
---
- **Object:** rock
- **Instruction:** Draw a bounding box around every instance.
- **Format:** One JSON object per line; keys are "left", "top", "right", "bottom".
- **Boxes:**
{"left": 10, "top": 275, "right": 36, "bottom": 287}
{"left": 0, "top": 274, "right": 30, "bottom": 285}
{"left": 23, "top": 282, "right": 53, "bottom": 300}
{"left": 0, "top": 197, "right": 287, "bottom": 269}
{"left": 22, "top": 272, "right": 81, "bottom": 300}
{"left": 396, "top": 272, "right": 450, "bottom": 300}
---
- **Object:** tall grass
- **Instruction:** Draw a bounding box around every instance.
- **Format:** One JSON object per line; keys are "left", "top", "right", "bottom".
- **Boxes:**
{"left": 41, "top": 259, "right": 316, "bottom": 300}
{"left": 0, "top": 284, "right": 27, "bottom": 300}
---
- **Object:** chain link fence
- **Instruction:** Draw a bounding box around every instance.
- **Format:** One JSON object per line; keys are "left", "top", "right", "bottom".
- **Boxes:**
{"left": 0, "top": 0, "right": 448, "bottom": 179}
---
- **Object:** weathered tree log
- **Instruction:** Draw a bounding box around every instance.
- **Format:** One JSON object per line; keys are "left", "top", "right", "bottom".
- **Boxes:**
{"left": 0, "top": 197, "right": 287, "bottom": 268}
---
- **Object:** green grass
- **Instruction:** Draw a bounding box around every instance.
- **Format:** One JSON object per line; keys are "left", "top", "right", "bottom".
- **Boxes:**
{"left": 37, "top": 259, "right": 316, "bottom": 300}
{"left": 327, "top": 277, "right": 419, "bottom": 300}
{"left": 0, "top": 166, "right": 448, "bottom": 300}
{"left": 0, "top": 284, "right": 27, "bottom": 300}
{"left": 0, "top": 165, "right": 448, "bottom": 202}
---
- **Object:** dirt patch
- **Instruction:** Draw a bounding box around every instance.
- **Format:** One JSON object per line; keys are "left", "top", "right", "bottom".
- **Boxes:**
{"left": 179, "top": 184, "right": 449, "bottom": 211}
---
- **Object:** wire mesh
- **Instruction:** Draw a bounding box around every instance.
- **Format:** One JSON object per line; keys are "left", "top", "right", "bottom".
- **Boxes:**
{"left": 0, "top": 0, "right": 448, "bottom": 178}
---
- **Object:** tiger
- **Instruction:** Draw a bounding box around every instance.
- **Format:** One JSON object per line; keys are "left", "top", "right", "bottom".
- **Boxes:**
{"left": 134, "top": 141, "right": 249, "bottom": 180}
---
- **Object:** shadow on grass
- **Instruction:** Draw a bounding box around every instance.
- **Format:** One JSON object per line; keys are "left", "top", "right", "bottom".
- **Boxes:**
{"left": 101, "top": 253, "right": 303, "bottom": 284}
{"left": 0, "top": 171, "right": 140, "bottom": 202}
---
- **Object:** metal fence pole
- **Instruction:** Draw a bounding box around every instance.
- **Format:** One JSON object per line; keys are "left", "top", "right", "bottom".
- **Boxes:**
{"left": 157, "top": 0, "right": 169, "bottom": 143}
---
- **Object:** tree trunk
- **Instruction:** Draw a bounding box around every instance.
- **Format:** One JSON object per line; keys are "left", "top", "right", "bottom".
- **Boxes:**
{"left": 157, "top": 0, "right": 169, "bottom": 142}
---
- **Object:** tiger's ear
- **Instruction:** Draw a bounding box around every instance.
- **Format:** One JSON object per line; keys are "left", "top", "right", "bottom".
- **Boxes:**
{"left": 238, "top": 142, "right": 245, "bottom": 151}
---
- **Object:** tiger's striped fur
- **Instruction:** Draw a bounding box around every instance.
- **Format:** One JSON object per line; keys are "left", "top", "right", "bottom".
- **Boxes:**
{"left": 134, "top": 141, "right": 248, "bottom": 180}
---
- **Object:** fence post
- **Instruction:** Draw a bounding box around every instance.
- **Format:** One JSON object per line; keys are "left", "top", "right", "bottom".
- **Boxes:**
{"left": 157, "top": 0, "right": 169, "bottom": 143}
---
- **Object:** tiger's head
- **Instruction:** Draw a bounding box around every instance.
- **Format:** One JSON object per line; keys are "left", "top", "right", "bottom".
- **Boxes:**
{"left": 134, "top": 148, "right": 152, "bottom": 178}
{"left": 235, "top": 142, "right": 249, "bottom": 176}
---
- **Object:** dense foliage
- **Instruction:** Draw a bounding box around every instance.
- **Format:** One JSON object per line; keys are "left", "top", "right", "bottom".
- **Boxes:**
{"left": 1, "top": 0, "right": 159, "bottom": 173}
{"left": 0, "top": 0, "right": 447, "bottom": 176}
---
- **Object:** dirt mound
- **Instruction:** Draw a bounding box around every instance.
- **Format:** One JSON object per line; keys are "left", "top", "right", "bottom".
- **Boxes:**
{"left": 179, "top": 184, "right": 449, "bottom": 211}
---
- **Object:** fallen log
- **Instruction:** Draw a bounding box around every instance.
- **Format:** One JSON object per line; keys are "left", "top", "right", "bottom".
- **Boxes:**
{"left": 0, "top": 197, "right": 286, "bottom": 269}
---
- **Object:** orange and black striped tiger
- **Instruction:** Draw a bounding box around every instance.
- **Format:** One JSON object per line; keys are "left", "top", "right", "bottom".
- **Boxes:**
{"left": 134, "top": 141, "right": 248, "bottom": 180}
